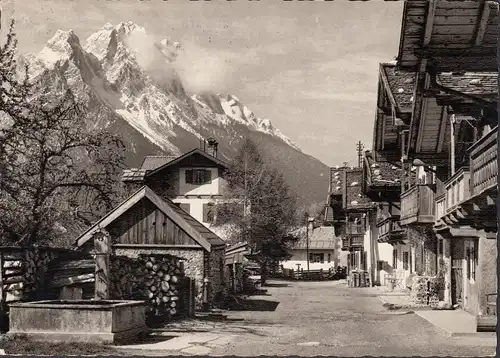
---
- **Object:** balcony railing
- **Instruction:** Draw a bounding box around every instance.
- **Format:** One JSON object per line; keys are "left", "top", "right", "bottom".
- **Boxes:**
{"left": 445, "top": 167, "right": 470, "bottom": 214}
{"left": 349, "top": 235, "right": 364, "bottom": 247}
{"left": 400, "top": 184, "right": 436, "bottom": 226}
{"left": 435, "top": 194, "right": 446, "bottom": 222}
{"left": 469, "top": 127, "right": 497, "bottom": 197}
{"left": 377, "top": 216, "right": 403, "bottom": 240}
{"left": 347, "top": 222, "right": 364, "bottom": 235}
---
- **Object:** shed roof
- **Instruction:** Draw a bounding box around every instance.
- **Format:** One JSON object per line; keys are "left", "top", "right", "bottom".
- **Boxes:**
{"left": 364, "top": 151, "right": 402, "bottom": 188}
{"left": 436, "top": 72, "right": 498, "bottom": 97}
{"left": 74, "top": 186, "right": 226, "bottom": 250}
{"left": 344, "top": 168, "right": 376, "bottom": 212}
{"left": 381, "top": 63, "right": 416, "bottom": 111}
{"left": 293, "top": 226, "right": 337, "bottom": 250}
{"left": 122, "top": 168, "right": 147, "bottom": 182}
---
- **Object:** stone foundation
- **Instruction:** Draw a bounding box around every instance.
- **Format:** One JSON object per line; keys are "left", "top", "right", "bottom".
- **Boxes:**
{"left": 410, "top": 275, "right": 441, "bottom": 305}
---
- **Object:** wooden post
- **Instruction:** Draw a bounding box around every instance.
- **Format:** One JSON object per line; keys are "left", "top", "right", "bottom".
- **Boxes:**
{"left": 94, "top": 230, "right": 111, "bottom": 300}
{"left": 0, "top": 252, "right": 4, "bottom": 310}
{"left": 449, "top": 109, "right": 456, "bottom": 176}
{"left": 442, "top": 237, "right": 452, "bottom": 305}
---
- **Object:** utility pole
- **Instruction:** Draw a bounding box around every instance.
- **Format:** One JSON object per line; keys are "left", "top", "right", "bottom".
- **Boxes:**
{"left": 356, "top": 141, "right": 364, "bottom": 168}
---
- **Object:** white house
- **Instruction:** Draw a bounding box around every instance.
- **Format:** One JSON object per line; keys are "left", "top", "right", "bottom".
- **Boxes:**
{"left": 281, "top": 224, "right": 346, "bottom": 271}
{"left": 121, "top": 138, "right": 235, "bottom": 232}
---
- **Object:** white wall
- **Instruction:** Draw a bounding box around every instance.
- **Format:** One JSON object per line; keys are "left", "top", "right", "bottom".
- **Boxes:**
{"left": 376, "top": 242, "right": 394, "bottom": 286}
{"left": 172, "top": 198, "right": 215, "bottom": 226}
{"left": 281, "top": 250, "right": 337, "bottom": 271}
{"left": 178, "top": 167, "right": 227, "bottom": 196}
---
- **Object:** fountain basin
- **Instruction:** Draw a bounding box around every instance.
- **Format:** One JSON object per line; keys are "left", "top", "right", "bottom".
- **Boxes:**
{"left": 8, "top": 300, "right": 148, "bottom": 344}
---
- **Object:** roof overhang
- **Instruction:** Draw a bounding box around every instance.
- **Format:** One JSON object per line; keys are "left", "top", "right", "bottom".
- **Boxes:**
{"left": 397, "top": 0, "right": 499, "bottom": 73}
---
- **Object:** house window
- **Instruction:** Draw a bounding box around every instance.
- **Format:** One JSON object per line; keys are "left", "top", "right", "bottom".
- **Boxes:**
{"left": 393, "top": 249, "right": 397, "bottom": 269}
{"left": 203, "top": 203, "right": 215, "bottom": 223}
{"left": 185, "top": 169, "right": 212, "bottom": 185}
{"left": 327, "top": 253, "right": 331, "bottom": 263}
{"left": 309, "top": 253, "right": 324, "bottom": 263}
{"left": 402, "top": 252, "right": 409, "bottom": 271}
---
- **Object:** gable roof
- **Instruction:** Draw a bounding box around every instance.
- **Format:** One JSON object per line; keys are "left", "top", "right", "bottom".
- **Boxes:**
{"left": 293, "top": 226, "right": 337, "bottom": 250}
{"left": 74, "top": 186, "right": 226, "bottom": 250}
{"left": 146, "top": 148, "right": 229, "bottom": 178}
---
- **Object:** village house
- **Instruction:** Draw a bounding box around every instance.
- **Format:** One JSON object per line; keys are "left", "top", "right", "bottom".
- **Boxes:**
{"left": 281, "top": 223, "right": 345, "bottom": 273}
{"left": 121, "top": 138, "right": 232, "bottom": 230}
{"left": 367, "top": 62, "right": 418, "bottom": 289}
{"left": 363, "top": 0, "right": 498, "bottom": 326}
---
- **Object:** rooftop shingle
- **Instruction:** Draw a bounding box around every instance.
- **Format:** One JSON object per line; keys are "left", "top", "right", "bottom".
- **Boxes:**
{"left": 437, "top": 72, "right": 498, "bottom": 96}
{"left": 141, "top": 156, "right": 178, "bottom": 171}
{"left": 381, "top": 63, "right": 416, "bottom": 110}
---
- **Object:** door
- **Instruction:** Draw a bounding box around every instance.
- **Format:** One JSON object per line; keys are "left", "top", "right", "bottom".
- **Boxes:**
{"left": 450, "top": 240, "right": 464, "bottom": 306}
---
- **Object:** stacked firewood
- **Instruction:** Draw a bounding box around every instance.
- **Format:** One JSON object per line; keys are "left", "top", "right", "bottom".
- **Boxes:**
{"left": 137, "top": 255, "right": 185, "bottom": 318}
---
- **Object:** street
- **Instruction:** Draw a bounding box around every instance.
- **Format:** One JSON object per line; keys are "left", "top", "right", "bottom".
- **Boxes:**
{"left": 120, "top": 279, "right": 497, "bottom": 356}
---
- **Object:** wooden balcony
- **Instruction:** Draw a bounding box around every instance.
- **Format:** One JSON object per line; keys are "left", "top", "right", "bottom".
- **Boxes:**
{"left": 400, "top": 184, "right": 436, "bottom": 226}
{"left": 377, "top": 216, "right": 404, "bottom": 244}
{"left": 470, "top": 128, "right": 497, "bottom": 197}
{"left": 464, "top": 127, "right": 498, "bottom": 233}
{"left": 348, "top": 235, "right": 364, "bottom": 249}
{"left": 434, "top": 168, "right": 475, "bottom": 232}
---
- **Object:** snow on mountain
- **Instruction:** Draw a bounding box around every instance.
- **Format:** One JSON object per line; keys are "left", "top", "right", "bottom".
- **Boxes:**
{"left": 19, "top": 22, "right": 329, "bottom": 204}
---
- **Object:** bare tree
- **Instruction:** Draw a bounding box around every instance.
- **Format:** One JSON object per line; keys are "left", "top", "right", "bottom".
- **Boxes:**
{"left": 0, "top": 22, "right": 126, "bottom": 246}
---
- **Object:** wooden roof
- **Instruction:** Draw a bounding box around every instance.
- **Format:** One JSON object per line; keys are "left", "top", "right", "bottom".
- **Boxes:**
{"left": 363, "top": 151, "right": 403, "bottom": 189}
{"left": 397, "top": 0, "right": 499, "bottom": 72}
{"left": 343, "top": 168, "right": 376, "bottom": 212}
{"left": 293, "top": 226, "right": 337, "bottom": 250}
{"left": 74, "top": 186, "right": 226, "bottom": 250}
{"left": 380, "top": 63, "right": 417, "bottom": 112}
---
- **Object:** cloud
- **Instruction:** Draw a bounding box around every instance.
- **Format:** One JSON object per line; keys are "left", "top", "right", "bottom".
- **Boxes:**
{"left": 300, "top": 90, "right": 376, "bottom": 103}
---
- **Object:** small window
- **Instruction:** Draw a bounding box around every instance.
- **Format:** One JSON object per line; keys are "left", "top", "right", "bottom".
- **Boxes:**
{"left": 327, "top": 253, "right": 331, "bottom": 263}
{"left": 310, "top": 253, "right": 324, "bottom": 263}
{"left": 393, "top": 249, "right": 397, "bottom": 269}
{"left": 185, "top": 169, "right": 212, "bottom": 185}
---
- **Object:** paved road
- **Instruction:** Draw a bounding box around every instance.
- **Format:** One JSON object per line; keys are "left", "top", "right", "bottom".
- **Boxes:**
{"left": 121, "top": 280, "right": 497, "bottom": 356}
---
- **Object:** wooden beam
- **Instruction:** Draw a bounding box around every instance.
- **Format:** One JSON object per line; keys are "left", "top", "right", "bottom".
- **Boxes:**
{"left": 423, "top": 0, "right": 437, "bottom": 46}
{"left": 474, "top": 1, "right": 491, "bottom": 46}
{"left": 436, "top": 106, "right": 447, "bottom": 153}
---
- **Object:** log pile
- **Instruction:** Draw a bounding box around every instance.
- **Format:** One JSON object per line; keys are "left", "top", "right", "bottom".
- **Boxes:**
{"left": 110, "top": 254, "right": 187, "bottom": 321}
{"left": 138, "top": 255, "right": 185, "bottom": 318}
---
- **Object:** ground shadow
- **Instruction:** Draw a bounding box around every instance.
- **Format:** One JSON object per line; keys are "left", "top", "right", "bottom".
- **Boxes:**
{"left": 263, "top": 283, "right": 290, "bottom": 288}
{"left": 226, "top": 298, "right": 280, "bottom": 311}
{"left": 116, "top": 333, "right": 178, "bottom": 347}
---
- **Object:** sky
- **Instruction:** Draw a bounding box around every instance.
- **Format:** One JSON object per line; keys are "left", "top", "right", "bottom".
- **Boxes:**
{"left": 4, "top": 0, "right": 403, "bottom": 166}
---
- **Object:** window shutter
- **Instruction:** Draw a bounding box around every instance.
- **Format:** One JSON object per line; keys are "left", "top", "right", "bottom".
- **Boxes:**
{"left": 179, "top": 203, "right": 190, "bottom": 214}
{"left": 204, "top": 169, "right": 212, "bottom": 183}
{"left": 185, "top": 170, "right": 193, "bottom": 184}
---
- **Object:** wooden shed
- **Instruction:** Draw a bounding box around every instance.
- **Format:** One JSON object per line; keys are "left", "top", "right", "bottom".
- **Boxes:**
{"left": 74, "top": 186, "right": 227, "bottom": 309}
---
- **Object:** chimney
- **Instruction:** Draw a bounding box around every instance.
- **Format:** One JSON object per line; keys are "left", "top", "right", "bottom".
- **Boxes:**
{"left": 307, "top": 217, "right": 315, "bottom": 234}
{"left": 206, "top": 137, "right": 218, "bottom": 157}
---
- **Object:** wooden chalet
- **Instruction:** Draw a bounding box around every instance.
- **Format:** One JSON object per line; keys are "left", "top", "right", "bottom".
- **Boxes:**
{"left": 378, "top": 0, "right": 499, "bottom": 318}
{"left": 74, "top": 186, "right": 227, "bottom": 309}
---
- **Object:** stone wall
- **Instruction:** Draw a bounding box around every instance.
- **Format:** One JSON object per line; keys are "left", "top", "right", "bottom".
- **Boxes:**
{"left": 113, "top": 247, "right": 205, "bottom": 308}
{"left": 477, "top": 237, "right": 497, "bottom": 315}
{"left": 207, "top": 247, "right": 227, "bottom": 305}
